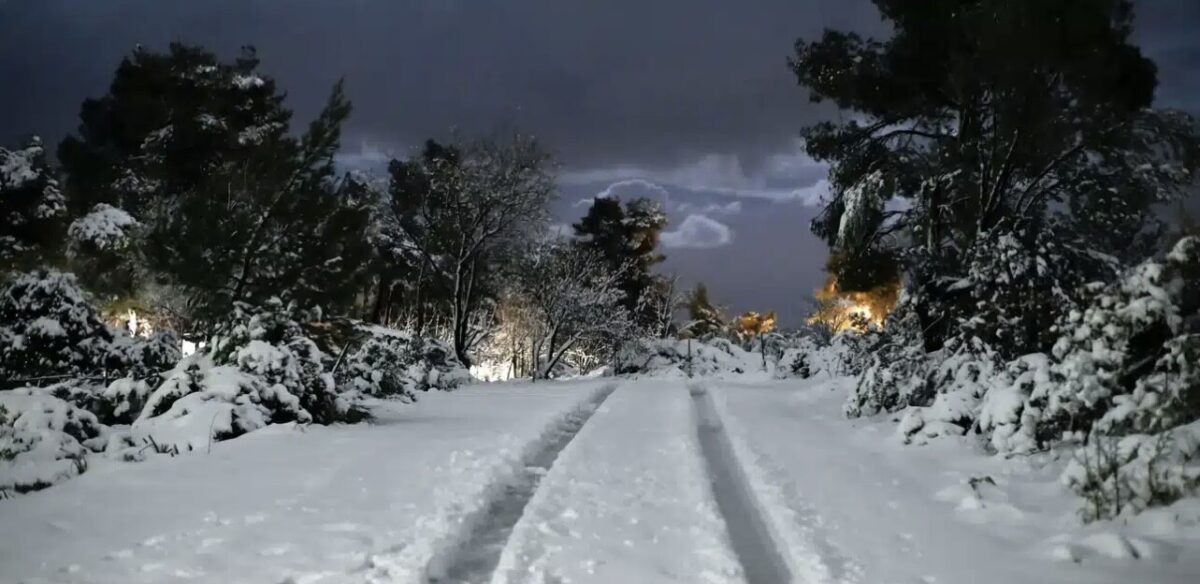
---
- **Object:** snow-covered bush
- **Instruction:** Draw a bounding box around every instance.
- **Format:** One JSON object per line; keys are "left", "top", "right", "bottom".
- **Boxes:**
{"left": 133, "top": 353, "right": 315, "bottom": 451}
{"left": 65, "top": 203, "right": 145, "bottom": 298}
{"left": 130, "top": 299, "right": 367, "bottom": 451}
{"left": 959, "top": 228, "right": 1109, "bottom": 360}
{"left": 0, "top": 271, "right": 180, "bottom": 392}
{"left": 896, "top": 338, "right": 1002, "bottom": 444}
{"left": 210, "top": 299, "right": 362, "bottom": 424}
{"left": 1063, "top": 426, "right": 1200, "bottom": 522}
{"left": 977, "top": 353, "right": 1055, "bottom": 454}
{"left": 774, "top": 333, "right": 859, "bottom": 380}
{"left": 844, "top": 302, "right": 929, "bottom": 417}
{"left": 0, "top": 389, "right": 103, "bottom": 496}
{"left": 616, "top": 337, "right": 754, "bottom": 377}
{"left": 0, "top": 271, "right": 132, "bottom": 385}
{"left": 1037, "top": 237, "right": 1199, "bottom": 445}
{"left": 67, "top": 204, "right": 140, "bottom": 255}
{"left": 775, "top": 346, "right": 814, "bottom": 379}
{"left": 334, "top": 326, "right": 469, "bottom": 402}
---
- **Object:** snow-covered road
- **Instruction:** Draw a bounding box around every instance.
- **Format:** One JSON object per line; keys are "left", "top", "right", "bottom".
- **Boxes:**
{"left": 3, "top": 377, "right": 1198, "bottom": 584}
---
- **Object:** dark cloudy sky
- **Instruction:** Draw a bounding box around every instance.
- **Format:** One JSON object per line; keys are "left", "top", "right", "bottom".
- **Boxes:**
{"left": 2, "top": 0, "right": 1198, "bottom": 324}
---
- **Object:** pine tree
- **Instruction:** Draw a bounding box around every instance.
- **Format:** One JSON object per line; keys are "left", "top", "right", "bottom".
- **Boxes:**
{"left": 685, "top": 283, "right": 725, "bottom": 340}
{"left": 58, "top": 43, "right": 372, "bottom": 329}
{"left": 790, "top": 0, "right": 1198, "bottom": 352}
{"left": 0, "top": 137, "right": 66, "bottom": 274}
{"left": 573, "top": 196, "right": 667, "bottom": 327}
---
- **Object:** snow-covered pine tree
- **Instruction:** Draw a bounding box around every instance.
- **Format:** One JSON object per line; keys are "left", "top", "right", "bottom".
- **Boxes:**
{"left": 0, "top": 137, "right": 66, "bottom": 273}
{"left": 58, "top": 44, "right": 372, "bottom": 330}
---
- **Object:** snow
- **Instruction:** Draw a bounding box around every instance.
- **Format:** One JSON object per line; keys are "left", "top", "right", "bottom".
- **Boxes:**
{"left": 0, "top": 381, "right": 610, "bottom": 583}
{"left": 710, "top": 377, "right": 1200, "bottom": 584}
{"left": 0, "top": 139, "right": 44, "bottom": 189}
{"left": 233, "top": 74, "right": 266, "bottom": 90}
{"left": 3, "top": 375, "right": 1198, "bottom": 584}
{"left": 492, "top": 379, "right": 743, "bottom": 583}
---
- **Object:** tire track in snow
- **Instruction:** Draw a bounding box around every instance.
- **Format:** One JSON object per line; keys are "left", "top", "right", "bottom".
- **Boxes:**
{"left": 708, "top": 383, "right": 863, "bottom": 584}
{"left": 424, "top": 382, "right": 619, "bottom": 584}
{"left": 690, "top": 383, "right": 793, "bottom": 584}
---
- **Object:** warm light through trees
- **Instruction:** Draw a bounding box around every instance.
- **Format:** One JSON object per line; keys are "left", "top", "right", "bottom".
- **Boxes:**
{"left": 807, "top": 275, "right": 899, "bottom": 333}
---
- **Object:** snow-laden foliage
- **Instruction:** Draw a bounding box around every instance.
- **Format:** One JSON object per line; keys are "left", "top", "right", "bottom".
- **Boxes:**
{"left": 127, "top": 299, "right": 366, "bottom": 451}
{"left": 773, "top": 334, "right": 856, "bottom": 380}
{"left": 67, "top": 204, "right": 140, "bottom": 255}
{"left": 1063, "top": 425, "right": 1200, "bottom": 523}
{"left": 0, "top": 389, "right": 102, "bottom": 497}
{"left": 1037, "top": 237, "right": 1199, "bottom": 446}
{"left": 1047, "top": 239, "right": 1200, "bottom": 519}
{"left": 0, "top": 271, "right": 177, "bottom": 387}
{"left": 896, "top": 338, "right": 1002, "bottom": 445}
{"left": 0, "top": 137, "right": 65, "bottom": 272}
{"left": 844, "top": 297, "right": 930, "bottom": 416}
{"left": 959, "top": 228, "right": 1113, "bottom": 359}
{"left": 133, "top": 353, "right": 314, "bottom": 451}
{"left": 65, "top": 203, "right": 147, "bottom": 300}
{"left": 775, "top": 343, "right": 818, "bottom": 379}
{"left": 616, "top": 337, "right": 755, "bottom": 378}
{"left": 833, "top": 237, "right": 1200, "bottom": 519}
{"left": 334, "top": 326, "right": 469, "bottom": 402}
{"left": 847, "top": 341, "right": 930, "bottom": 418}
{"left": 977, "top": 353, "right": 1055, "bottom": 454}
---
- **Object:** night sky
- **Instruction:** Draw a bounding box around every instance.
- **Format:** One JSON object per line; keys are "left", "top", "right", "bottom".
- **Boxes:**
{"left": 2, "top": 0, "right": 1198, "bottom": 324}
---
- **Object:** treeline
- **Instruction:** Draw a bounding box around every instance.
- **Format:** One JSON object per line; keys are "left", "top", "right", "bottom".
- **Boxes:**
{"left": 789, "top": 0, "right": 1200, "bottom": 520}
{"left": 0, "top": 43, "right": 684, "bottom": 380}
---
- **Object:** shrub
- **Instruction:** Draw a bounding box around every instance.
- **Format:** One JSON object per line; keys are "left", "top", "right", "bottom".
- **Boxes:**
{"left": 334, "top": 327, "right": 469, "bottom": 402}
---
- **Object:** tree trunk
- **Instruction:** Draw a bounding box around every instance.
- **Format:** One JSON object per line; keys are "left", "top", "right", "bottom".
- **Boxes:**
{"left": 371, "top": 273, "right": 393, "bottom": 324}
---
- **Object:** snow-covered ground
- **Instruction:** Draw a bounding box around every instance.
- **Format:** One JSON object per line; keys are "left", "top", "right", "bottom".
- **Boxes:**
{"left": 3, "top": 375, "right": 1199, "bottom": 584}
{"left": 0, "top": 380, "right": 613, "bottom": 584}
{"left": 492, "top": 379, "right": 743, "bottom": 584}
{"left": 710, "top": 377, "right": 1200, "bottom": 584}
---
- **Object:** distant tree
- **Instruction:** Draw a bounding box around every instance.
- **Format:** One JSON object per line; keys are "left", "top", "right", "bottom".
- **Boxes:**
{"left": 0, "top": 137, "right": 66, "bottom": 274}
{"left": 685, "top": 283, "right": 726, "bottom": 340}
{"left": 791, "top": 0, "right": 1198, "bottom": 354}
{"left": 573, "top": 196, "right": 668, "bottom": 327}
{"left": 384, "top": 135, "right": 555, "bottom": 366}
{"left": 58, "top": 43, "right": 372, "bottom": 330}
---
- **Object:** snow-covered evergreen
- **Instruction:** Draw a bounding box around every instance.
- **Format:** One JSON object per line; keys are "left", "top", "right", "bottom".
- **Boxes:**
{"left": 0, "top": 137, "right": 65, "bottom": 272}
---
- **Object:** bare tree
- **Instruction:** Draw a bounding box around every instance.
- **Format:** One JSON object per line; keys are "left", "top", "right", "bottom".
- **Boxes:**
{"left": 639, "top": 273, "right": 685, "bottom": 340}
{"left": 387, "top": 134, "right": 555, "bottom": 366}
{"left": 512, "top": 241, "right": 636, "bottom": 379}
